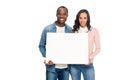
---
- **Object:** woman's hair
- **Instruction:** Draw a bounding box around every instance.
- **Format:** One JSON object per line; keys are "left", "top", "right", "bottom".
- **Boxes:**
{"left": 72, "top": 9, "right": 91, "bottom": 32}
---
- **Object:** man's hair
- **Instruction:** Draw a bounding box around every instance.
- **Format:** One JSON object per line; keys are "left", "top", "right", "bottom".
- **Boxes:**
{"left": 57, "top": 6, "right": 68, "bottom": 13}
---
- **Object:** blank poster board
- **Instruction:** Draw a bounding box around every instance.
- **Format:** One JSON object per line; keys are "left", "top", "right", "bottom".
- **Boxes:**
{"left": 46, "top": 33, "right": 88, "bottom": 64}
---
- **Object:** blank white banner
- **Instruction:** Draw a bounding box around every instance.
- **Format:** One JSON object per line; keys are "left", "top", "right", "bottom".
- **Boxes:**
{"left": 46, "top": 33, "right": 88, "bottom": 64}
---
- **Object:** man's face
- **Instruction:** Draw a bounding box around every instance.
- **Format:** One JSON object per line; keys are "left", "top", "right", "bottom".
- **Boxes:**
{"left": 56, "top": 8, "right": 68, "bottom": 24}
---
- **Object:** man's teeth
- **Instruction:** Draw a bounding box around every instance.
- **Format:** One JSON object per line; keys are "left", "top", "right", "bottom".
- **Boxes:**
{"left": 60, "top": 19, "right": 64, "bottom": 20}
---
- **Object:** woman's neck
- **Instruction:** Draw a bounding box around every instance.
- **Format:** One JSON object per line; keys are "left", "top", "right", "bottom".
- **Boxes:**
{"left": 80, "top": 26, "right": 87, "bottom": 28}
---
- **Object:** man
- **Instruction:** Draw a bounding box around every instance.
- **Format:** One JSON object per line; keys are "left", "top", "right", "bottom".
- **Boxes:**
{"left": 39, "top": 6, "right": 72, "bottom": 80}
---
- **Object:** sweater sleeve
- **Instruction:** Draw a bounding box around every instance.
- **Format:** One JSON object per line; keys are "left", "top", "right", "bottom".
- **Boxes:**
{"left": 90, "top": 28, "right": 101, "bottom": 59}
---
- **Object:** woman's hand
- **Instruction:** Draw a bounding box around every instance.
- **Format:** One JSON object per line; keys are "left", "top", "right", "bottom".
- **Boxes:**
{"left": 85, "top": 58, "right": 91, "bottom": 66}
{"left": 85, "top": 56, "right": 93, "bottom": 66}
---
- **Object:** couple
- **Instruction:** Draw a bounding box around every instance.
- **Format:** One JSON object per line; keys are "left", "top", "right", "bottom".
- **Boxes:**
{"left": 39, "top": 6, "right": 101, "bottom": 80}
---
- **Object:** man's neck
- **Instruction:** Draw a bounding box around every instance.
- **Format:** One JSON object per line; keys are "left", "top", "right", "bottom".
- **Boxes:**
{"left": 55, "top": 21, "right": 65, "bottom": 27}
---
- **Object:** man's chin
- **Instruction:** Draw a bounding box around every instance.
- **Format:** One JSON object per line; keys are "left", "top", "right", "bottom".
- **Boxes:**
{"left": 57, "top": 21, "right": 65, "bottom": 24}
{"left": 59, "top": 20, "right": 66, "bottom": 24}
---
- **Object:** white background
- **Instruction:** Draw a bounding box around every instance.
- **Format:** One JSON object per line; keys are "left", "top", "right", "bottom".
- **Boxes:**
{"left": 0, "top": 0, "right": 120, "bottom": 80}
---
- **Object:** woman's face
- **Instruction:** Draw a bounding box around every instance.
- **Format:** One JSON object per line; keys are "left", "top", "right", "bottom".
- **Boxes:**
{"left": 79, "top": 12, "right": 88, "bottom": 28}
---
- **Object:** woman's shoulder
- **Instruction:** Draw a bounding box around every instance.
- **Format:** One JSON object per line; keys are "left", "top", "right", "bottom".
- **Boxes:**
{"left": 90, "top": 27, "right": 99, "bottom": 32}
{"left": 90, "top": 27, "right": 99, "bottom": 35}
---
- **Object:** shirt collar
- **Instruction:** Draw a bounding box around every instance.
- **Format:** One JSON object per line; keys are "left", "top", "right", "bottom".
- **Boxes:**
{"left": 79, "top": 26, "right": 88, "bottom": 33}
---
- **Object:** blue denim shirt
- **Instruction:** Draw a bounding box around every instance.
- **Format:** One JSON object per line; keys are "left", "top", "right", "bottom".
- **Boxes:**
{"left": 39, "top": 22, "right": 72, "bottom": 72}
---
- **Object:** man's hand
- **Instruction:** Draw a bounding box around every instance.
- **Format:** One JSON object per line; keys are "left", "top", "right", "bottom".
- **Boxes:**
{"left": 48, "top": 60, "right": 54, "bottom": 65}
{"left": 44, "top": 60, "right": 54, "bottom": 65}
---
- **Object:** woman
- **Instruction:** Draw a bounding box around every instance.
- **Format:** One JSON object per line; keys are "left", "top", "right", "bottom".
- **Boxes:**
{"left": 69, "top": 9, "right": 101, "bottom": 80}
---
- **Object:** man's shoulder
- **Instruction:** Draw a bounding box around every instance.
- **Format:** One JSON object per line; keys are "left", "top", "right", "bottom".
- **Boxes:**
{"left": 65, "top": 24, "right": 72, "bottom": 30}
{"left": 44, "top": 23, "right": 55, "bottom": 31}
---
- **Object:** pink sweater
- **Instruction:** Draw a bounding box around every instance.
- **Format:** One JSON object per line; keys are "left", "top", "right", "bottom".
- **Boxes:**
{"left": 88, "top": 28, "right": 101, "bottom": 61}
